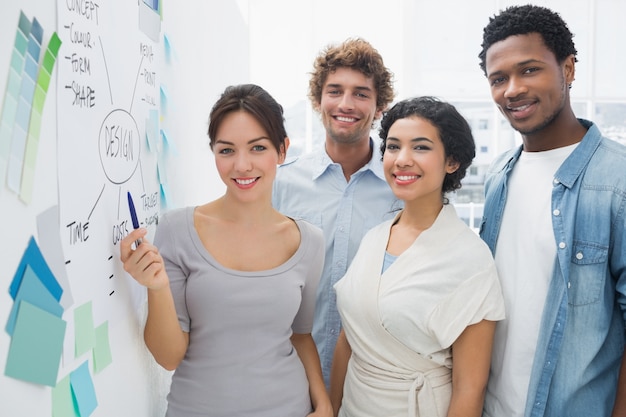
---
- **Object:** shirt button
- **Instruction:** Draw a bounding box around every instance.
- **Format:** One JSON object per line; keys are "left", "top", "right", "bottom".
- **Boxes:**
{"left": 553, "top": 209, "right": 560, "bottom": 216}
{"left": 576, "top": 252, "right": 583, "bottom": 260}
{"left": 553, "top": 178, "right": 559, "bottom": 184}
{"left": 338, "top": 226, "right": 345, "bottom": 232}
{"left": 559, "top": 242, "right": 566, "bottom": 249}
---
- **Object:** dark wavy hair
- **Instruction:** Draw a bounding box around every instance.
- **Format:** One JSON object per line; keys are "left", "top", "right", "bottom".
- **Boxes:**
{"left": 308, "top": 37, "right": 395, "bottom": 114}
{"left": 379, "top": 96, "right": 475, "bottom": 197}
{"left": 208, "top": 84, "right": 287, "bottom": 155}
{"left": 478, "top": 5, "right": 578, "bottom": 75}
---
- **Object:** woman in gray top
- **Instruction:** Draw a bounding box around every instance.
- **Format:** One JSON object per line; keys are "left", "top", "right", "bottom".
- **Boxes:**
{"left": 120, "top": 84, "right": 332, "bottom": 417}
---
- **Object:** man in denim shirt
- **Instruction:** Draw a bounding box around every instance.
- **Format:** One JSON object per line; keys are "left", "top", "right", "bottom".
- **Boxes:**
{"left": 478, "top": 5, "right": 626, "bottom": 417}
{"left": 273, "top": 38, "right": 400, "bottom": 387}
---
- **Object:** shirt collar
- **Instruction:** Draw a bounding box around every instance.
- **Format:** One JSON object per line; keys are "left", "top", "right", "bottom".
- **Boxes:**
{"left": 555, "top": 119, "right": 600, "bottom": 189}
{"left": 311, "top": 138, "right": 387, "bottom": 182}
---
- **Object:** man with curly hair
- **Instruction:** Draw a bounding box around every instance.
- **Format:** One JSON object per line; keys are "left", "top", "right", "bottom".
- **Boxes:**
{"left": 478, "top": 5, "right": 626, "bottom": 417}
{"left": 273, "top": 38, "right": 400, "bottom": 387}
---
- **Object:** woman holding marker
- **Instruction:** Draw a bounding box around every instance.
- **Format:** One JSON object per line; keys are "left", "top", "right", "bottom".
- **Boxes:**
{"left": 120, "top": 84, "right": 331, "bottom": 417}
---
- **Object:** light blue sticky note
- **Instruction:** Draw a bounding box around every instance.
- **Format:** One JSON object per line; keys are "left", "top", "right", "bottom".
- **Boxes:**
{"left": 160, "top": 182, "right": 170, "bottom": 209}
{"left": 10, "top": 236, "right": 63, "bottom": 302}
{"left": 4, "top": 300, "right": 66, "bottom": 386}
{"left": 74, "top": 302, "right": 96, "bottom": 357}
{"left": 159, "top": 85, "right": 167, "bottom": 113}
{"left": 157, "top": 154, "right": 167, "bottom": 185}
{"left": 70, "top": 361, "right": 98, "bottom": 417}
{"left": 160, "top": 129, "right": 178, "bottom": 154}
{"left": 163, "top": 33, "right": 172, "bottom": 62}
{"left": 6, "top": 264, "right": 63, "bottom": 335}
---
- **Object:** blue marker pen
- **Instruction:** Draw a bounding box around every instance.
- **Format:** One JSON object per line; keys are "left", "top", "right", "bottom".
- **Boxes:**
{"left": 127, "top": 191, "right": 143, "bottom": 247}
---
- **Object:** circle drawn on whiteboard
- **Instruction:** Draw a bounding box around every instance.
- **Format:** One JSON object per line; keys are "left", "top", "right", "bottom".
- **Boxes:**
{"left": 98, "top": 109, "right": 141, "bottom": 184}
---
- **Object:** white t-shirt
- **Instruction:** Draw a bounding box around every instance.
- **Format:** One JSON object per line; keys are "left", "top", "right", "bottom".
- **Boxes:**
{"left": 485, "top": 144, "right": 577, "bottom": 417}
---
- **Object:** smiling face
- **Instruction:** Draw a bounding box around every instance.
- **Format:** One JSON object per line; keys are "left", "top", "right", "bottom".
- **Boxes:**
{"left": 383, "top": 116, "right": 458, "bottom": 207}
{"left": 212, "top": 110, "right": 286, "bottom": 203}
{"left": 485, "top": 33, "right": 575, "bottom": 144}
{"left": 317, "top": 67, "right": 381, "bottom": 146}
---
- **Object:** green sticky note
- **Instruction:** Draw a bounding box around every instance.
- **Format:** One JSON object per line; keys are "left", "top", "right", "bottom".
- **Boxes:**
{"left": 4, "top": 300, "right": 66, "bottom": 386}
{"left": 74, "top": 302, "right": 96, "bottom": 357}
{"left": 93, "top": 321, "right": 113, "bottom": 373}
{"left": 47, "top": 32, "right": 62, "bottom": 57}
{"left": 52, "top": 374, "right": 80, "bottom": 417}
{"left": 37, "top": 69, "right": 50, "bottom": 95}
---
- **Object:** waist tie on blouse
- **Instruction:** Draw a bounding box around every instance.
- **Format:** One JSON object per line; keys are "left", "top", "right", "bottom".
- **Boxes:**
{"left": 351, "top": 354, "right": 452, "bottom": 417}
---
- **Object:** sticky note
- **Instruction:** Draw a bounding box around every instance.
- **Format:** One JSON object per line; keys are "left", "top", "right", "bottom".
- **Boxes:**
{"left": 52, "top": 374, "right": 80, "bottom": 417}
{"left": 6, "top": 264, "right": 63, "bottom": 335}
{"left": 74, "top": 301, "right": 96, "bottom": 357}
{"left": 4, "top": 300, "right": 66, "bottom": 386}
{"left": 70, "top": 361, "right": 98, "bottom": 417}
{"left": 92, "top": 321, "right": 112, "bottom": 373}
{"left": 10, "top": 236, "right": 63, "bottom": 302}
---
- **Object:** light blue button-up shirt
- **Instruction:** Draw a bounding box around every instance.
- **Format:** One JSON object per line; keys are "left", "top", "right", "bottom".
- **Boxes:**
{"left": 273, "top": 139, "right": 400, "bottom": 387}
{"left": 480, "top": 120, "right": 626, "bottom": 417}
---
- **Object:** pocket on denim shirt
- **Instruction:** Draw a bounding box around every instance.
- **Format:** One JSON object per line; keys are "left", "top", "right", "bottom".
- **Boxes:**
{"left": 567, "top": 241, "right": 609, "bottom": 306}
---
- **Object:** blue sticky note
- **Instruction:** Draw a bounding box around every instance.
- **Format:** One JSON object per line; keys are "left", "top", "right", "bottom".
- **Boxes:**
{"left": 4, "top": 300, "right": 66, "bottom": 386}
{"left": 10, "top": 236, "right": 63, "bottom": 302}
{"left": 6, "top": 264, "right": 63, "bottom": 335}
{"left": 163, "top": 33, "right": 172, "bottom": 62}
{"left": 70, "top": 361, "right": 98, "bottom": 417}
{"left": 159, "top": 85, "right": 167, "bottom": 112}
{"left": 160, "top": 182, "right": 170, "bottom": 209}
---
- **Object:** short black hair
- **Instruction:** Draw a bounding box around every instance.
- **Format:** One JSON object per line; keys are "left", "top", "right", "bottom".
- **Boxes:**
{"left": 478, "top": 5, "right": 578, "bottom": 75}
{"left": 379, "top": 96, "right": 475, "bottom": 196}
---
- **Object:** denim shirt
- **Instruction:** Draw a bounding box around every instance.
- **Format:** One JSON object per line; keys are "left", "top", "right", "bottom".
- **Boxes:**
{"left": 480, "top": 120, "right": 626, "bottom": 417}
{"left": 272, "top": 139, "right": 400, "bottom": 387}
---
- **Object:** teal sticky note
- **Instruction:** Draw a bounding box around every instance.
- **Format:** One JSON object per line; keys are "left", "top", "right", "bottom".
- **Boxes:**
{"left": 70, "top": 361, "right": 98, "bottom": 417}
{"left": 6, "top": 264, "right": 63, "bottom": 335}
{"left": 52, "top": 374, "right": 80, "bottom": 417}
{"left": 93, "top": 321, "right": 112, "bottom": 374}
{"left": 163, "top": 33, "right": 173, "bottom": 62}
{"left": 10, "top": 236, "right": 63, "bottom": 301}
{"left": 74, "top": 301, "right": 96, "bottom": 357}
{"left": 4, "top": 300, "right": 66, "bottom": 386}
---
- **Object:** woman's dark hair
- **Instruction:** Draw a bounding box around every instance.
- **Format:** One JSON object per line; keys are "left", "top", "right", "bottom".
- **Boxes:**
{"left": 478, "top": 5, "right": 577, "bottom": 75}
{"left": 379, "top": 96, "right": 475, "bottom": 196}
{"left": 208, "top": 84, "right": 287, "bottom": 154}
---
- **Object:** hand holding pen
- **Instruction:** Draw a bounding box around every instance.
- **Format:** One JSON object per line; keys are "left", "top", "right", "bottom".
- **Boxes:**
{"left": 127, "top": 192, "right": 143, "bottom": 248}
{"left": 120, "top": 192, "right": 169, "bottom": 291}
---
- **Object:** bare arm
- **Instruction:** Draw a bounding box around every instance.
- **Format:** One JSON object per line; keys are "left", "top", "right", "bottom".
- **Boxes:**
{"left": 291, "top": 333, "right": 332, "bottom": 417}
{"left": 330, "top": 329, "right": 351, "bottom": 417}
{"left": 120, "top": 228, "right": 189, "bottom": 370}
{"left": 611, "top": 349, "right": 626, "bottom": 417}
{"left": 447, "top": 320, "right": 497, "bottom": 417}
